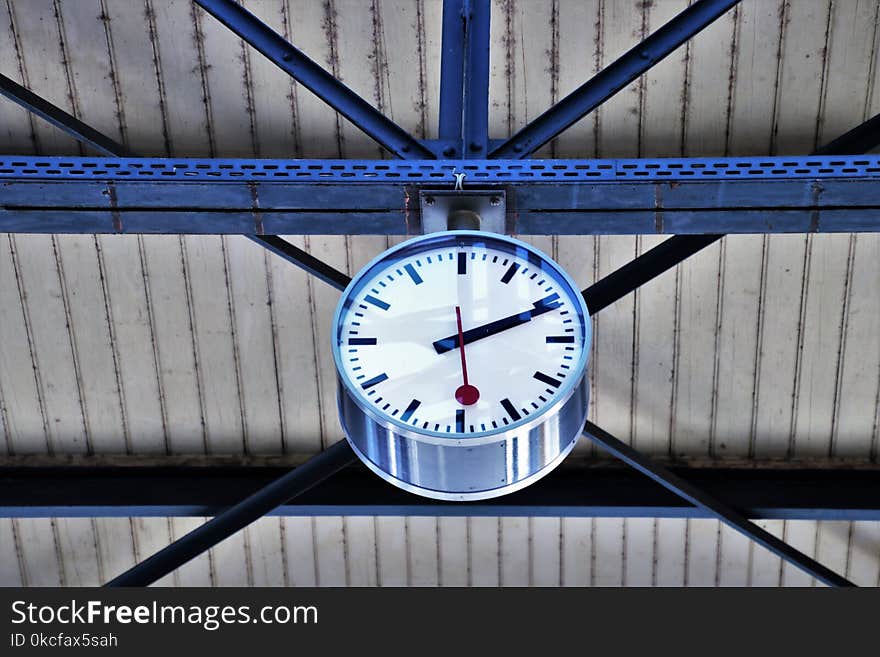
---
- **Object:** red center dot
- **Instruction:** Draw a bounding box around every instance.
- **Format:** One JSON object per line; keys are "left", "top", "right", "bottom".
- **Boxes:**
{"left": 455, "top": 384, "right": 480, "bottom": 406}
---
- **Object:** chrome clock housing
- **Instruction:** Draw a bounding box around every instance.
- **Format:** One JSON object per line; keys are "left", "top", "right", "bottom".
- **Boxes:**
{"left": 332, "top": 231, "right": 591, "bottom": 501}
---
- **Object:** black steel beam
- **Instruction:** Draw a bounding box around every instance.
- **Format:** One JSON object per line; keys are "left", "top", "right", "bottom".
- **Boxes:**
{"left": 249, "top": 235, "right": 351, "bottom": 291}
{"left": 490, "top": 0, "right": 740, "bottom": 159}
{"left": 105, "top": 441, "right": 357, "bottom": 587}
{"left": 0, "top": 73, "right": 132, "bottom": 157}
{"left": 193, "top": 0, "right": 433, "bottom": 160}
{"left": 583, "top": 422, "right": 856, "bottom": 587}
{"left": 814, "top": 113, "right": 880, "bottom": 155}
{"left": 582, "top": 235, "right": 722, "bottom": 314}
{"left": 2, "top": 461, "right": 878, "bottom": 521}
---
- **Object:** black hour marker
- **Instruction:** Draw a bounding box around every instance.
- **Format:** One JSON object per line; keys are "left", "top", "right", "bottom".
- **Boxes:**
{"left": 533, "top": 292, "right": 561, "bottom": 313}
{"left": 501, "top": 398, "right": 521, "bottom": 421}
{"left": 348, "top": 337, "right": 377, "bottom": 345}
{"left": 364, "top": 294, "right": 390, "bottom": 310}
{"left": 457, "top": 252, "right": 467, "bottom": 275}
{"left": 361, "top": 373, "right": 388, "bottom": 389}
{"left": 546, "top": 335, "right": 575, "bottom": 344}
{"left": 500, "top": 262, "right": 520, "bottom": 284}
{"left": 404, "top": 263, "right": 423, "bottom": 285}
{"left": 401, "top": 398, "right": 421, "bottom": 422}
{"left": 534, "top": 371, "right": 561, "bottom": 388}
{"left": 456, "top": 409, "right": 465, "bottom": 433}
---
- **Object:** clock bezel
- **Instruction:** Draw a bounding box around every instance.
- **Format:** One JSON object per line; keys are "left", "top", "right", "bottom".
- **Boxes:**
{"left": 331, "top": 230, "right": 592, "bottom": 444}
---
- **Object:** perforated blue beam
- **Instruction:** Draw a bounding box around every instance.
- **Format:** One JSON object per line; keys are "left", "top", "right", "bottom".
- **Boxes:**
{"left": 2, "top": 155, "right": 880, "bottom": 235}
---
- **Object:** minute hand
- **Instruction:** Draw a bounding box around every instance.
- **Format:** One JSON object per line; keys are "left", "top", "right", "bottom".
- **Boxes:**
{"left": 433, "top": 293, "right": 562, "bottom": 354}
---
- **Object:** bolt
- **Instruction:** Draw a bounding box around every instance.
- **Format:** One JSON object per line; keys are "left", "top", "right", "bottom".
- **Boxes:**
{"left": 639, "top": 50, "right": 650, "bottom": 60}
{"left": 401, "top": 144, "right": 410, "bottom": 153}
{"left": 490, "top": 196, "right": 501, "bottom": 206}
{"left": 469, "top": 141, "right": 482, "bottom": 152}
{"left": 443, "top": 147, "right": 456, "bottom": 157}
{"left": 282, "top": 51, "right": 293, "bottom": 61}
{"left": 513, "top": 143, "right": 523, "bottom": 153}
{"left": 424, "top": 196, "right": 435, "bottom": 206}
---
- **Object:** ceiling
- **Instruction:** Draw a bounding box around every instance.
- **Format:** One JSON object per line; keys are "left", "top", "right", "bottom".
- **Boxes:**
{"left": 0, "top": 0, "right": 877, "bottom": 586}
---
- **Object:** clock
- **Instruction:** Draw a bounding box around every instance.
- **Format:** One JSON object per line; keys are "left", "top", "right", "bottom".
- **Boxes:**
{"left": 332, "top": 231, "right": 591, "bottom": 500}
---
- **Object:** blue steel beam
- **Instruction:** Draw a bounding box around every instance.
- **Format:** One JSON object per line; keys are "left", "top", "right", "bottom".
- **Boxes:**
{"left": 3, "top": 155, "right": 880, "bottom": 235}
{"left": 583, "top": 422, "right": 855, "bottom": 588}
{"left": 438, "top": 0, "right": 465, "bottom": 153}
{"left": 490, "top": 0, "right": 740, "bottom": 159}
{"left": 3, "top": 462, "right": 878, "bottom": 521}
{"left": 193, "top": 0, "right": 434, "bottom": 160}
{"left": 438, "top": 0, "right": 491, "bottom": 158}
{"left": 0, "top": 73, "right": 132, "bottom": 157}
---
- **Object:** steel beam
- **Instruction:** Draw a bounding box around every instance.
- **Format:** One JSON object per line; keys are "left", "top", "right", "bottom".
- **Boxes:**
{"left": 249, "top": 235, "right": 351, "bottom": 291}
{"left": 0, "top": 77, "right": 342, "bottom": 298}
{"left": 490, "top": 0, "right": 740, "bottom": 159}
{"left": 439, "top": 0, "right": 491, "bottom": 158}
{"left": 0, "top": 73, "right": 132, "bottom": 157}
{"left": 105, "top": 440, "right": 357, "bottom": 587}
{"left": 193, "top": 0, "right": 433, "bottom": 160}
{"left": 582, "top": 235, "right": 722, "bottom": 313}
{"left": 583, "top": 422, "right": 855, "bottom": 588}
{"left": 2, "top": 461, "right": 879, "bottom": 521}
{"left": 814, "top": 113, "right": 880, "bottom": 155}
{"left": 3, "top": 155, "right": 880, "bottom": 235}
{"left": 581, "top": 113, "right": 880, "bottom": 313}
{"left": 438, "top": 0, "right": 466, "bottom": 154}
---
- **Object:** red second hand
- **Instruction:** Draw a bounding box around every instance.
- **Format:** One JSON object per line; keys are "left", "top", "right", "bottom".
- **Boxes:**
{"left": 454, "top": 306, "right": 480, "bottom": 405}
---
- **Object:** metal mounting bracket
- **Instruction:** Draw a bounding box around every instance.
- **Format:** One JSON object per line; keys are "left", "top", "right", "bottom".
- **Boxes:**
{"left": 418, "top": 189, "right": 508, "bottom": 234}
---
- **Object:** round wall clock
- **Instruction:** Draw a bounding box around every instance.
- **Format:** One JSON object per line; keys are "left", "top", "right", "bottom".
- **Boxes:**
{"left": 332, "top": 231, "right": 591, "bottom": 500}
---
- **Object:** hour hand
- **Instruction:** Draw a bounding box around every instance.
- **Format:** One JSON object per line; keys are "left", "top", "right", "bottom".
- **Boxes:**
{"left": 433, "top": 293, "right": 562, "bottom": 354}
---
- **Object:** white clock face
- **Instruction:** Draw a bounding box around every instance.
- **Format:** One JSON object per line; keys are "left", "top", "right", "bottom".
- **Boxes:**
{"left": 333, "top": 232, "right": 590, "bottom": 438}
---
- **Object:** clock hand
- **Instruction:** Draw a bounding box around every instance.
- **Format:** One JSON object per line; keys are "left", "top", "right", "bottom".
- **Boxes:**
{"left": 434, "top": 292, "right": 562, "bottom": 355}
{"left": 453, "top": 306, "right": 480, "bottom": 405}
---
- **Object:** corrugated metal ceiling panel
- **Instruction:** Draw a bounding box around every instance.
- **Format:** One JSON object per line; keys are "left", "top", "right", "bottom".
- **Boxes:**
{"left": 2, "top": 516, "right": 879, "bottom": 587}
